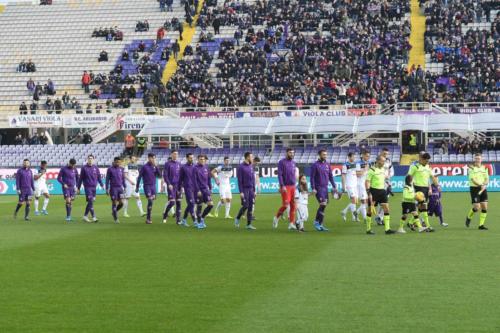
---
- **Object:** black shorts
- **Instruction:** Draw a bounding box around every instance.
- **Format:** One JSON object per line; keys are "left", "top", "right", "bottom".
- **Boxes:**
{"left": 470, "top": 187, "right": 488, "bottom": 204}
{"left": 402, "top": 202, "right": 417, "bottom": 215}
{"left": 414, "top": 186, "right": 429, "bottom": 202}
{"left": 369, "top": 188, "right": 388, "bottom": 205}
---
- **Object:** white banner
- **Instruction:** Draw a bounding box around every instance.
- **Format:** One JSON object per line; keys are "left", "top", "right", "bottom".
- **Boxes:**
{"left": 8, "top": 115, "right": 63, "bottom": 128}
{"left": 63, "top": 115, "right": 113, "bottom": 128}
{"left": 119, "top": 115, "right": 163, "bottom": 130}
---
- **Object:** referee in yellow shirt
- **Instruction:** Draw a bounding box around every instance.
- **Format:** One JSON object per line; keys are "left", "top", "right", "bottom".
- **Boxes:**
{"left": 466, "top": 153, "right": 489, "bottom": 230}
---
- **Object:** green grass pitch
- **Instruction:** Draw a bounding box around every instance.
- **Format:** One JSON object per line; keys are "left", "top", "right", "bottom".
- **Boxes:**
{"left": 0, "top": 193, "right": 499, "bottom": 333}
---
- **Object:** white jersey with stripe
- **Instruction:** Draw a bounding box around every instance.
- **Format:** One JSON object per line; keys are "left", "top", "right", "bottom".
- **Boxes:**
{"left": 384, "top": 158, "right": 394, "bottom": 179}
{"left": 124, "top": 163, "right": 140, "bottom": 183}
{"left": 356, "top": 159, "right": 371, "bottom": 183}
{"left": 34, "top": 167, "right": 47, "bottom": 187}
{"left": 215, "top": 165, "right": 232, "bottom": 187}
{"left": 342, "top": 161, "right": 359, "bottom": 187}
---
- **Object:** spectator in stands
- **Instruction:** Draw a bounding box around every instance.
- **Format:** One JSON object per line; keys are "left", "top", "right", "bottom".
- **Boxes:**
{"left": 45, "top": 97, "right": 54, "bottom": 111}
{"left": 138, "top": 41, "right": 146, "bottom": 52}
{"left": 135, "top": 20, "right": 150, "bottom": 32}
{"left": 26, "top": 59, "right": 36, "bottom": 72}
{"left": 161, "top": 47, "right": 170, "bottom": 60}
{"left": 26, "top": 78, "right": 35, "bottom": 94}
{"left": 106, "top": 99, "right": 113, "bottom": 113}
{"left": 82, "top": 71, "right": 91, "bottom": 93}
{"left": 54, "top": 98, "right": 63, "bottom": 113}
{"left": 178, "top": 22, "right": 184, "bottom": 40}
{"left": 172, "top": 40, "right": 180, "bottom": 59}
{"left": 166, "top": 0, "right": 173, "bottom": 12}
{"left": 83, "top": 133, "right": 93, "bottom": 144}
{"left": 90, "top": 88, "right": 100, "bottom": 99}
{"left": 62, "top": 92, "right": 70, "bottom": 108}
{"left": 122, "top": 50, "right": 129, "bottom": 61}
{"left": 159, "top": 0, "right": 166, "bottom": 12}
{"left": 98, "top": 50, "right": 108, "bottom": 62}
{"left": 17, "top": 60, "right": 26, "bottom": 72}
{"left": 136, "top": 136, "right": 147, "bottom": 156}
{"left": 30, "top": 133, "right": 40, "bottom": 145}
{"left": 95, "top": 104, "right": 103, "bottom": 114}
{"left": 46, "top": 79, "right": 56, "bottom": 95}
{"left": 125, "top": 133, "right": 135, "bottom": 156}
{"left": 132, "top": 50, "right": 140, "bottom": 62}
{"left": 212, "top": 16, "right": 221, "bottom": 35}
{"left": 19, "top": 102, "right": 28, "bottom": 115}
{"left": 86, "top": 104, "right": 93, "bottom": 114}
{"left": 30, "top": 102, "right": 38, "bottom": 114}
{"left": 40, "top": 0, "right": 52, "bottom": 5}
{"left": 157, "top": 27, "right": 165, "bottom": 41}
{"left": 114, "top": 30, "right": 123, "bottom": 41}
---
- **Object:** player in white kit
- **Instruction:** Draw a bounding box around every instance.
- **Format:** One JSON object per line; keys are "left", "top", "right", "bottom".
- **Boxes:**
{"left": 295, "top": 174, "right": 309, "bottom": 232}
{"left": 34, "top": 160, "right": 50, "bottom": 215}
{"left": 376, "top": 148, "right": 394, "bottom": 224}
{"left": 123, "top": 155, "right": 146, "bottom": 217}
{"left": 341, "top": 152, "right": 360, "bottom": 222}
{"left": 212, "top": 156, "right": 233, "bottom": 219}
{"left": 356, "top": 150, "right": 371, "bottom": 223}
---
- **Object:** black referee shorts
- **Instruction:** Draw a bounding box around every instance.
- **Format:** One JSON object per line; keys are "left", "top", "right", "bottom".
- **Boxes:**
{"left": 369, "top": 188, "right": 388, "bottom": 205}
{"left": 470, "top": 186, "right": 488, "bottom": 204}
{"left": 414, "top": 186, "right": 429, "bottom": 202}
{"left": 402, "top": 202, "right": 417, "bottom": 215}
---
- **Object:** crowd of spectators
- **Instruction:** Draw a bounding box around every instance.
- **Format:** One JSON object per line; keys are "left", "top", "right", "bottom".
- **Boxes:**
{"left": 135, "top": 20, "right": 150, "bottom": 32}
{"left": 433, "top": 136, "right": 500, "bottom": 155}
{"left": 422, "top": 0, "right": 499, "bottom": 103}
{"left": 157, "top": 0, "right": 413, "bottom": 108}
{"left": 91, "top": 27, "right": 123, "bottom": 41}
{"left": 68, "top": 132, "right": 93, "bottom": 144}
{"left": 13, "top": 132, "right": 49, "bottom": 145}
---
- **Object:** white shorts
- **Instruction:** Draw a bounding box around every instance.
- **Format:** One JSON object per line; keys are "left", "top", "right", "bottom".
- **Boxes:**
{"left": 346, "top": 186, "right": 358, "bottom": 199}
{"left": 34, "top": 184, "right": 49, "bottom": 197}
{"left": 357, "top": 184, "right": 368, "bottom": 200}
{"left": 125, "top": 184, "right": 140, "bottom": 198}
{"left": 296, "top": 204, "right": 309, "bottom": 223}
{"left": 219, "top": 185, "right": 232, "bottom": 199}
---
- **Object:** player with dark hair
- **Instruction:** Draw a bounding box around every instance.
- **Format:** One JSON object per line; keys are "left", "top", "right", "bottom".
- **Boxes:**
{"left": 106, "top": 157, "right": 126, "bottom": 223}
{"left": 34, "top": 160, "right": 50, "bottom": 216}
{"left": 57, "top": 158, "right": 79, "bottom": 222}
{"left": 78, "top": 154, "right": 104, "bottom": 223}
{"left": 273, "top": 148, "right": 298, "bottom": 230}
{"left": 14, "top": 159, "right": 35, "bottom": 221}
{"left": 180, "top": 153, "right": 196, "bottom": 227}
{"left": 310, "top": 149, "right": 337, "bottom": 231}
{"left": 162, "top": 150, "right": 182, "bottom": 224}
{"left": 235, "top": 152, "right": 256, "bottom": 229}
{"left": 193, "top": 154, "right": 213, "bottom": 229}
{"left": 136, "top": 153, "right": 161, "bottom": 224}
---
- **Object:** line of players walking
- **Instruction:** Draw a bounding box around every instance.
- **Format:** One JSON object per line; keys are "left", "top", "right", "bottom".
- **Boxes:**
{"left": 13, "top": 148, "right": 490, "bottom": 232}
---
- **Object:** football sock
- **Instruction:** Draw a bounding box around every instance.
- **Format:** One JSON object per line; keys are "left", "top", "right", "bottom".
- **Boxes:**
{"left": 479, "top": 210, "right": 487, "bottom": 226}
{"left": 383, "top": 213, "right": 391, "bottom": 231}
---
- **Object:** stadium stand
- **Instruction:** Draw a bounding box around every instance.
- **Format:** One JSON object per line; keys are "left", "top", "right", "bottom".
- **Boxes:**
{"left": 0, "top": 0, "right": 186, "bottom": 112}
{"left": 422, "top": 0, "right": 499, "bottom": 103}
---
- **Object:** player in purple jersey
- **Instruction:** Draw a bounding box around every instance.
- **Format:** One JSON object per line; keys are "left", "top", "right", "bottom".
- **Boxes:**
{"left": 428, "top": 183, "right": 446, "bottom": 227}
{"left": 14, "top": 159, "right": 35, "bottom": 221}
{"left": 180, "top": 153, "right": 196, "bottom": 227}
{"left": 162, "top": 150, "right": 182, "bottom": 224}
{"left": 310, "top": 149, "right": 338, "bottom": 231}
{"left": 78, "top": 155, "right": 104, "bottom": 223}
{"left": 136, "top": 153, "right": 161, "bottom": 224}
{"left": 193, "top": 154, "right": 213, "bottom": 229}
{"left": 106, "top": 156, "right": 126, "bottom": 223}
{"left": 57, "top": 158, "right": 79, "bottom": 222}
{"left": 235, "top": 152, "right": 256, "bottom": 230}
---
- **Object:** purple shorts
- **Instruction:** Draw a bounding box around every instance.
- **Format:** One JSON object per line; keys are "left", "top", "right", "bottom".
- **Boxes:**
{"left": 109, "top": 187, "right": 124, "bottom": 201}
{"left": 240, "top": 188, "right": 255, "bottom": 207}
{"left": 143, "top": 184, "right": 157, "bottom": 199}
{"left": 184, "top": 189, "right": 195, "bottom": 205}
{"left": 428, "top": 202, "right": 442, "bottom": 216}
{"left": 196, "top": 189, "right": 212, "bottom": 204}
{"left": 63, "top": 187, "right": 76, "bottom": 199}
{"left": 315, "top": 187, "right": 329, "bottom": 204}
{"left": 167, "top": 184, "right": 181, "bottom": 201}
{"left": 18, "top": 188, "right": 33, "bottom": 202}
{"left": 84, "top": 187, "right": 96, "bottom": 202}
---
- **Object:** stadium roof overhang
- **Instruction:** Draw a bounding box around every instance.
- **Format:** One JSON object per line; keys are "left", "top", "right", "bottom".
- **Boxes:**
{"left": 138, "top": 113, "right": 500, "bottom": 136}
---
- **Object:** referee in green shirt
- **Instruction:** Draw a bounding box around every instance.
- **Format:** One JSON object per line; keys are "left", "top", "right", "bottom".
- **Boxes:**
{"left": 407, "top": 152, "right": 438, "bottom": 231}
{"left": 466, "top": 153, "right": 489, "bottom": 230}
{"left": 365, "top": 155, "right": 395, "bottom": 235}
